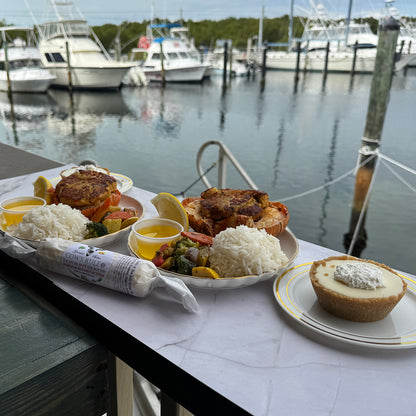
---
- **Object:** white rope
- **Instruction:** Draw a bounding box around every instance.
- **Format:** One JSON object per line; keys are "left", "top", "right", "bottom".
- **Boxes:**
{"left": 347, "top": 153, "right": 381, "bottom": 255}
{"left": 280, "top": 153, "right": 377, "bottom": 203}
{"left": 379, "top": 153, "right": 416, "bottom": 176}
{"left": 381, "top": 159, "right": 416, "bottom": 194}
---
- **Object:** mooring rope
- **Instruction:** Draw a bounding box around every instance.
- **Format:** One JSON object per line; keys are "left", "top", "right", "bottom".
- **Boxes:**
{"left": 279, "top": 152, "right": 377, "bottom": 203}
{"left": 380, "top": 159, "right": 416, "bottom": 194}
{"left": 174, "top": 160, "right": 218, "bottom": 198}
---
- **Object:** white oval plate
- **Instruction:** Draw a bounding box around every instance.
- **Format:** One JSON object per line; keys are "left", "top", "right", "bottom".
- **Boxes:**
{"left": 51, "top": 172, "right": 133, "bottom": 194}
{"left": 274, "top": 263, "right": 416, "bottom": 349}
{"left": 128, "top": 228, "right": 299, "bottom": 289}
{"left": 1, "top": 194, "right": 144, "bottom": 248}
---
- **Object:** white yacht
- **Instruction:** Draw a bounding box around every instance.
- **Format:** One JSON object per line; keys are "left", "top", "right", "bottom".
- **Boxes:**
{"left": 0, "top": 27, "right": 55, "bottom": 93}
{"left": 133, "top": 23, "right": 209, "bottom": 83}
{"left": 264, "top": 0, "right": 416, "bottom": 74}
{"left": 35, "top": 0, "right": 133, "bottom": 89}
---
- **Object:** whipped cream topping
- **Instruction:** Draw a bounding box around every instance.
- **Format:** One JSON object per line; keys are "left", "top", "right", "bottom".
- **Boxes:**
{"left": 334, "top": 262, "right": 384, "bottom": 290}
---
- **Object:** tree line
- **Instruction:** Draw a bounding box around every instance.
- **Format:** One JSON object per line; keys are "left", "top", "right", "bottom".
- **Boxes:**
{"left": 2, "top": 15, "right": 414, "bottom": 56}
{"left": 91, "top": 15, "right": 382, "bottom": 56}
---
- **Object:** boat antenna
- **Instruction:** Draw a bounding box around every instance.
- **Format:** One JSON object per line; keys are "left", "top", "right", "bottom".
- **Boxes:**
{"left": 258, "top": 1, "right": 264, "bottom": 49}
{"left": 345, "top": 0, "right": 353, "bottom": 46}
{"left": 23, "top": 0, "right": 44, "bottom": 41}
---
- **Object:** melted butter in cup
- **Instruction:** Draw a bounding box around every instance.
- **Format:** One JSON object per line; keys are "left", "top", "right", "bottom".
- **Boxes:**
{"left": 132, "top": 217, "right": 183, "bottom": 261}
{"left": 0, "top": 196, "right": 46, "bottom": 227}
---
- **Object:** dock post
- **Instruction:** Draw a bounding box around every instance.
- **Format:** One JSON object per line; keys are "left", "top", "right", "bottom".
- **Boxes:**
{"left": 323, "top": 41, "right": 330, "bottom": 75}
{"left": 344, "top": 16, "right": 400, "bottom": 256}
{"left": 160, "top": 41, "right": 166, "bottom": 86}
{"left": 65, "top": 41, "right": 73, "bottom": 92}
{"left": 228, "top": 46, "right": 233, "bottom": 82}
{"left": 222, "top": 42, "right": 228, "bottom": 90}
{"left": 260, "top": 41, "right": 267, "bottom": 91}
{"left": 351, "top": 40, "right": 358, "bottom": 75}
{"left": 4, "top": 42, "right": 12, "bottom": 97}
{"left": 295, "top": 41, "right": 301, "bottom": 81}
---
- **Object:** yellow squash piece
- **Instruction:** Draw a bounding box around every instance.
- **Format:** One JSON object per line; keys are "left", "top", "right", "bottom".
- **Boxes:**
{"left": 33, "top": 175, "right": 54, "bottom": 204}
{"left": 192, "top": 267, "right": 221, "bottom": 279}
{"left": 102, "top": 218, "right": 122, "bottom": 233}
{"left": 121, "top": 216, "right": 139, "bottom": 229}
{"left": 150, "top": 192, "right": 189, "bottom": 231}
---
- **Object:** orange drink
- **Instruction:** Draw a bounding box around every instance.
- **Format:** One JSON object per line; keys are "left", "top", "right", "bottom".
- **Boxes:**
{"left": 0, "top": 196, "right": 46, "bottom": 227}
{"left": 132, "top": 218, "right": 183, "bottom": 260}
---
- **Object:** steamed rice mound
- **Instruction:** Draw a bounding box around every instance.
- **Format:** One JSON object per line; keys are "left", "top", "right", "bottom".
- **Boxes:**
{"left": 209, "top": 225, "right": 288, "bottom": 277}
{"left": 8, "top": 203, "right": 90, "bottom": 241}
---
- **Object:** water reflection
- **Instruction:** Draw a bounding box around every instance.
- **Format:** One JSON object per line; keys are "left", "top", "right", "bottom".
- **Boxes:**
{"left": 0, "top": 92, "right": 56, "bottom": 144}
{"left": 317, "top": 118, "right": 339, "bottom": 246}
{"left": 47, "top": 89, "right": 133, "bottom": 137}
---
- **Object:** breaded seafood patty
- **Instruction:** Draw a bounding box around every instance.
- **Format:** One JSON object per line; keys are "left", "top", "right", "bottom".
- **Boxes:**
{"left": 55, "top": 170, "right": 117, "bottom": 209}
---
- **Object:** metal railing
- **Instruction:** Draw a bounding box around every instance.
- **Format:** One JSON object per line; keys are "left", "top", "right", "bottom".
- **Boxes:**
{"left": 196, "top": 140, "right": 258, "bottom": 190}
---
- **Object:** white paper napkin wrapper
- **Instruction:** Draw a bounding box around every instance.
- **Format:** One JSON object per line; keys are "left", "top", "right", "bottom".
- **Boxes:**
{"left": 0, "top": 233, "right": 199, "bottom": 313}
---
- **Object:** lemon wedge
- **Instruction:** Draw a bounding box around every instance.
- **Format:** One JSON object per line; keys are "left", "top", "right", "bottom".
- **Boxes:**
{"left": 192, "top": 267, "right": 221, "bottom": 279}
{"left": 33, "top": 176, "right": 54, "bottom": 204}
{"left": 151, "top": 192, "right": 189, "bottom": 231}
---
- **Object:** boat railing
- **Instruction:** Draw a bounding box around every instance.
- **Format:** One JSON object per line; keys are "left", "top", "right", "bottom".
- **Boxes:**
{"left": 196, "top": 140, "right": 258, "bottom": 190}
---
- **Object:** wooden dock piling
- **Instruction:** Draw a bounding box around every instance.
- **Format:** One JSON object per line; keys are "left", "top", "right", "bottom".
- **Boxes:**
{"left": 351, "top": 40, "right": 358, "bottom": 75}
{"left": 323, "top": 41, "right": 330, "bottom": 75}
{"left": 222, "top": 42, "right": 228, "bottom": 89}
{"left": 260, "top": 42, "right": 267, "bottom": 90}
{"left": 160, "top": 41, "right": 166, "bottom": 86}
{"left": 295, "top": 41, "right": 301, "bottom": 81}
{"left": 65, "top": 41, "right": 73, "bottom": 92}
{"left": 344, "top": 16, "right": 400, "bottom": 256}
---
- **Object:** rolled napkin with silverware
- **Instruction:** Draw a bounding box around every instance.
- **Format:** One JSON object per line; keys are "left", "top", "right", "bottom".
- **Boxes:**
{"left": 35, "top": 238, "right": 199, "bottom": 312}
{"left": 0, "top": 232, "right": 199, "bottom": 313}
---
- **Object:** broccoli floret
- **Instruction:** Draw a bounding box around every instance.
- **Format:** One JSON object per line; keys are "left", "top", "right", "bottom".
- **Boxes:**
{"left": 175, "top": 254, "right": 196, "bottom": 275}
{"left": 174, "top": 237, "right": 198, "bottom": 258}
{"left": 85, "top": 222, "right": 109, "bottom": 239}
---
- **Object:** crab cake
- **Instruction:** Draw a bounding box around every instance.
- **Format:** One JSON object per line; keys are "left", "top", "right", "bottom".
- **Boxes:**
{"left": 55, "top": 170, "right": 117, "bottom": 209}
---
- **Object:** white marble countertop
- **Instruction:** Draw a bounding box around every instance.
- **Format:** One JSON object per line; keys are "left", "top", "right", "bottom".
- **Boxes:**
{"left": 1, "top": 164, "right": 416, "bottom": 416}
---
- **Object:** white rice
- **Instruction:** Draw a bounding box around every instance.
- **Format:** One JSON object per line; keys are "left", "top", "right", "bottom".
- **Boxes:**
{"left": 209, "top": 225, "right": 288, "bottom": 277}
{"left": 7, "top": 203, "right": 90, "bottom": 241}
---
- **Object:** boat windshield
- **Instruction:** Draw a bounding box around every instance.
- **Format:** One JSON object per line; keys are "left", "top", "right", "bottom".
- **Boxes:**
{"left": 41, "top": 21, "right": 90, "bottom": 39}
{"left": 8, "top": 59, "right": 42, "bottom": 69}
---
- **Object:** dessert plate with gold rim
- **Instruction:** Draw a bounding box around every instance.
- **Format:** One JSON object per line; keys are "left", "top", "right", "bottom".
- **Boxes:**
{"left": 273, "top": 263, "right": 416, "bottom": 349}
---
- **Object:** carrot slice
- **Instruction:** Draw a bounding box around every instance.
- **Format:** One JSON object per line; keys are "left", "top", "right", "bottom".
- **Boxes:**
{"left": 105, "top": 211, "right": 133, "bottom": 220}
{"left": 110, "top": 190, "right": 121, "bottom": 206}
{"left": 91, "top": 198, "right": 111, "bottom": 223}
{"left": 81, "top": 206, "right": 98, "bottom": 220}
{"left": 181, "top": 231, "right": 213, "bottom": 246}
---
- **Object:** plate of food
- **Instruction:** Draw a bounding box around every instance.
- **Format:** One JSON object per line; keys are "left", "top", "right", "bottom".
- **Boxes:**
{"left": 274, "top": 257, "right": 416, "bottom": 349}
{"left": 1, "top": 166, "right": 143, "bottom": 248}
{"left": 128, "top": 226, "right": 299, "bottom": 289}
{"left": 127, "top": 187, "right": 297, "bottom": 289}
{"left": 51, "top": 165, "right": 133, "bottom": 194}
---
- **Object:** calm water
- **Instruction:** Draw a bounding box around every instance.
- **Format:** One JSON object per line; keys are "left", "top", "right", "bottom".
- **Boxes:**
{"left": 1, "top": 69, "right": 415, "bottom": 274}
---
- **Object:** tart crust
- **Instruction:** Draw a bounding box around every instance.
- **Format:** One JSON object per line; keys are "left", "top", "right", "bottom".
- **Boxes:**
{"left": 309, "top": 255, "right": 407, "bottom": 322}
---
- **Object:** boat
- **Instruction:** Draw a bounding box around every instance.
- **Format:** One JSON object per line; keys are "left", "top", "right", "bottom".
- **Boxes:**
{"left": 204, "top": 40, "right": 253, "bottom": 77}
{"left": 128, "top": 23, "right": 209, "bottom": 83}
{"left": 0, "top": 27, "right": 55, "bottom": 93}
{"left": 263, "top": 0, "right": 415, "bottom": 73}
{"left": 34, "top": 0, "right": 134, "bottom": 89}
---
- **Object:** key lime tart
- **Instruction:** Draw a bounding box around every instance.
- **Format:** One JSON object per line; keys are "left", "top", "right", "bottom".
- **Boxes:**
{"left": 309, "top": 256, "right": 407, "bottom": 322}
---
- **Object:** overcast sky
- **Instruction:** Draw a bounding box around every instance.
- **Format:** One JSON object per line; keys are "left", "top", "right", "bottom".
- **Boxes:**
{"left": 3, "top": 0, "right": 416, "bottom": 27}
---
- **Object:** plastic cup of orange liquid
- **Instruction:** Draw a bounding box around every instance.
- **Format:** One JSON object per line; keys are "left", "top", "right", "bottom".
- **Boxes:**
{"left": 132, "top": 217, "right": 184, "bottom": 260}
{"left": 0, "top": 196, "right": 46, "bottom": 228}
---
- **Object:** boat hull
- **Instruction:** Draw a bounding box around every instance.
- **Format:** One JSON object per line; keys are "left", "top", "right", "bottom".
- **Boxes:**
{"left": 0, "top": 70, "right": 55, "bottom": 93}
{"left": 45, "top": 66, "right": 132, "bottom": 89}
{"left": 144, "top": 65, "right": 207, "bottom": 83}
